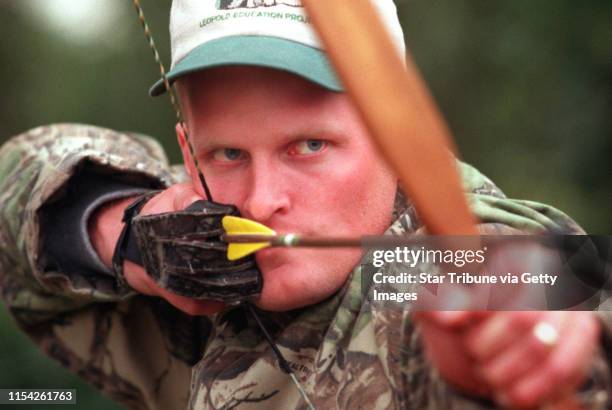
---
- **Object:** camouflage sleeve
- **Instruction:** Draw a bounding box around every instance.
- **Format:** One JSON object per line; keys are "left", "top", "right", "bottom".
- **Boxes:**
{"left": 0, "top": 124, "right": 200, "bottom": 409}
{"left": 0, "top": 123, "right": 177, "bottom": 320}
{"left": 459, "top": 161, "right": 585, "bottom": 235}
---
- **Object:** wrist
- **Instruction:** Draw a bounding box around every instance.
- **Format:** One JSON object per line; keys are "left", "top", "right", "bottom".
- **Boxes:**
{"left": 88, "top": 195, "right": 141, "bottom": 268}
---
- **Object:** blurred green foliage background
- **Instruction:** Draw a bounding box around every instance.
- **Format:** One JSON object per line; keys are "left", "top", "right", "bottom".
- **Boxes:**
{"left": 0, "top": 0, "right": 610, "bottom": 409}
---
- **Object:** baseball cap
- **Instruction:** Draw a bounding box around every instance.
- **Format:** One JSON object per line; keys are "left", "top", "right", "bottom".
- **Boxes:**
{"left": 150, "top": 0, "right": 406, "bottom": 97}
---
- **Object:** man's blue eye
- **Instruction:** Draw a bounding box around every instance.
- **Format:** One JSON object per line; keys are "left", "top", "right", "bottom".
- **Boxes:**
{"left": 212, "top": 148, "right": 244, "bottom": 162}
{"left": 307, "top": 140, "right": 323, "bottom": 151}
{"left": 292, "top": 139, "right": 327, "bottom": 155}
{"left": 224, "top": 149, "right": 242, "bottom": 160}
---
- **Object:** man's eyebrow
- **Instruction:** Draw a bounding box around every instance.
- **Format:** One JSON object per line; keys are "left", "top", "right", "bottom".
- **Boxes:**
{"left": 196, "top": 137, "right": 240, "bottom": 151}
{"left": 193, "top": 142, "right": 230, "bottom": 159}
{"left": 194, "top": 124, "right": 349, "bottom": 153}
{"left": 197, "top": 140, "right": 225, "bottom": 150}
{"left": 287, "top": 124, "right": 349, "bottom": 139}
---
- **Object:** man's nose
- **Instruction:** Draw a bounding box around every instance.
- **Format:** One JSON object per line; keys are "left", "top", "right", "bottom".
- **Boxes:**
{"left": 241, "top": 161, "right": 290, "bottom": 223}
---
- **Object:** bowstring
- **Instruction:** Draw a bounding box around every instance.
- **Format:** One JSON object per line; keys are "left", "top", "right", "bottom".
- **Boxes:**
{"left": 130, "top": 2, "right": 315, "bottom": 408}
{"left": 132, "top": 0, "right": 213, "bottom": 201}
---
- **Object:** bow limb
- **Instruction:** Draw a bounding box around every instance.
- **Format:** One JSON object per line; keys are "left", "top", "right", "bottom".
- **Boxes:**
{"left": 301, "top": 0, "right": 477, "bottom": 235}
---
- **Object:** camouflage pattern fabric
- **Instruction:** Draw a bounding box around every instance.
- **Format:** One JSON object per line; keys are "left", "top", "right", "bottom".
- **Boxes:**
{"left": 0, "top": 124, "right": 610, "bottom": 409}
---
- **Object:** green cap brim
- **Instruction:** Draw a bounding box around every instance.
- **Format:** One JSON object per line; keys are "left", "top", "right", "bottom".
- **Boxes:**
{"left": 149, "top": 35, "right": 343, "bottom": 96}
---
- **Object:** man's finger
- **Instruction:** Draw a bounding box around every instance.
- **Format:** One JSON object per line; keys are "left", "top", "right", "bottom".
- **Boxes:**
{"left": 125, "top": 261, "right": 225, "bottom": 316}
{"left": 477, "top": 312, "right": 565, "bottom": 388}
{"left": 464, "top": 312, "right": 539, "bottom": 361}
{"left": 502, "top": 312, "right": 599, "bottom": 408}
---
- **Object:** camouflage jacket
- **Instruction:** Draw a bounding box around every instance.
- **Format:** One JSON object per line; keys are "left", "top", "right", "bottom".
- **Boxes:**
{"left": 1, "top": 124, "right": 611, "bottom": 409}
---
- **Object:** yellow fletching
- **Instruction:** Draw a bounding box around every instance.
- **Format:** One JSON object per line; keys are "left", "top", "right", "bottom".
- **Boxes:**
{"left": 222, "top": 216, "right": 276, "bottom": 260}
{"left": 222, "top": 216, "right": 276, "bottom": 236}
{"left": 228, "top": 242, "right": 270, "bottom": 261}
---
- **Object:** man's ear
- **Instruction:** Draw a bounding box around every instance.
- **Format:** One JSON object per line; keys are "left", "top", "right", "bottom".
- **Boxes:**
{"left": 176, "top": 122, "right": 193, "bottom": 178}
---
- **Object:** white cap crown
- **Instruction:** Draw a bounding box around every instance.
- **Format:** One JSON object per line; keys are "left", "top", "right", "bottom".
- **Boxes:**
{"left": 169, "top": 0, "right": 405, "bottom": 69}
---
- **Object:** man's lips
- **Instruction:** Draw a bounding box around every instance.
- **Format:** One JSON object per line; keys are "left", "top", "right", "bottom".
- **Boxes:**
{"left": 255, "top": 247, "right": 292, "bottom": 273}
{"left": 251, "top": 226, "right": 326, "bottom": 266}
{"left": 257, "top": 247, "right": 284, "bottom": 258}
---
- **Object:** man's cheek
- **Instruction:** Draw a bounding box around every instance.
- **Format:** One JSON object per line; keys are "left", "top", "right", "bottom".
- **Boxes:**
{"left": 312, "top": 168, "right": 365, "bottom": 206}
{"left": 326, "top": 174, "right": 380, "bottom": 220}
{"left": 208, "top": 179, "right": 247, "bottom": 207}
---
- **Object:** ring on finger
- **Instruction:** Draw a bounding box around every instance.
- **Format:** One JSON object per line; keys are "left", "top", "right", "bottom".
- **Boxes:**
{"left": 533, "top": 321, "right": 559, "bottom": 348}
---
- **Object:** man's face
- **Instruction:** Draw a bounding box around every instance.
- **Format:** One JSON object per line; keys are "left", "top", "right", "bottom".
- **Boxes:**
{"left": 177, "top": 66, "right": 397, "bottom": 311}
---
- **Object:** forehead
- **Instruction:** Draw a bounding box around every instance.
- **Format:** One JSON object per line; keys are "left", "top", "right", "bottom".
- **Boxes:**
{"left": 179, "top": 66, "right": 333, "bottom": 108}
{"left": 178, "top": 66, "right": 363, "bottom": 142}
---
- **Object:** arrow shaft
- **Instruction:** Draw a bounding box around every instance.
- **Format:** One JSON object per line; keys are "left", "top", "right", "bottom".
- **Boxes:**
{"left": 224, "top": 234, "right": 434, "bottom": 248}
{"left": 224, "top": 234, "right": 361, "bottom": 247}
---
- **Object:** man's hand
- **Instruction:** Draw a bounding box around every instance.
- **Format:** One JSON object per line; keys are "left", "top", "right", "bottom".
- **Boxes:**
{"left": 89, "top": 183, "right": 225, "bottom": 316}
{"left": 416, "top": 311, "right": 600, "bottom": 408}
